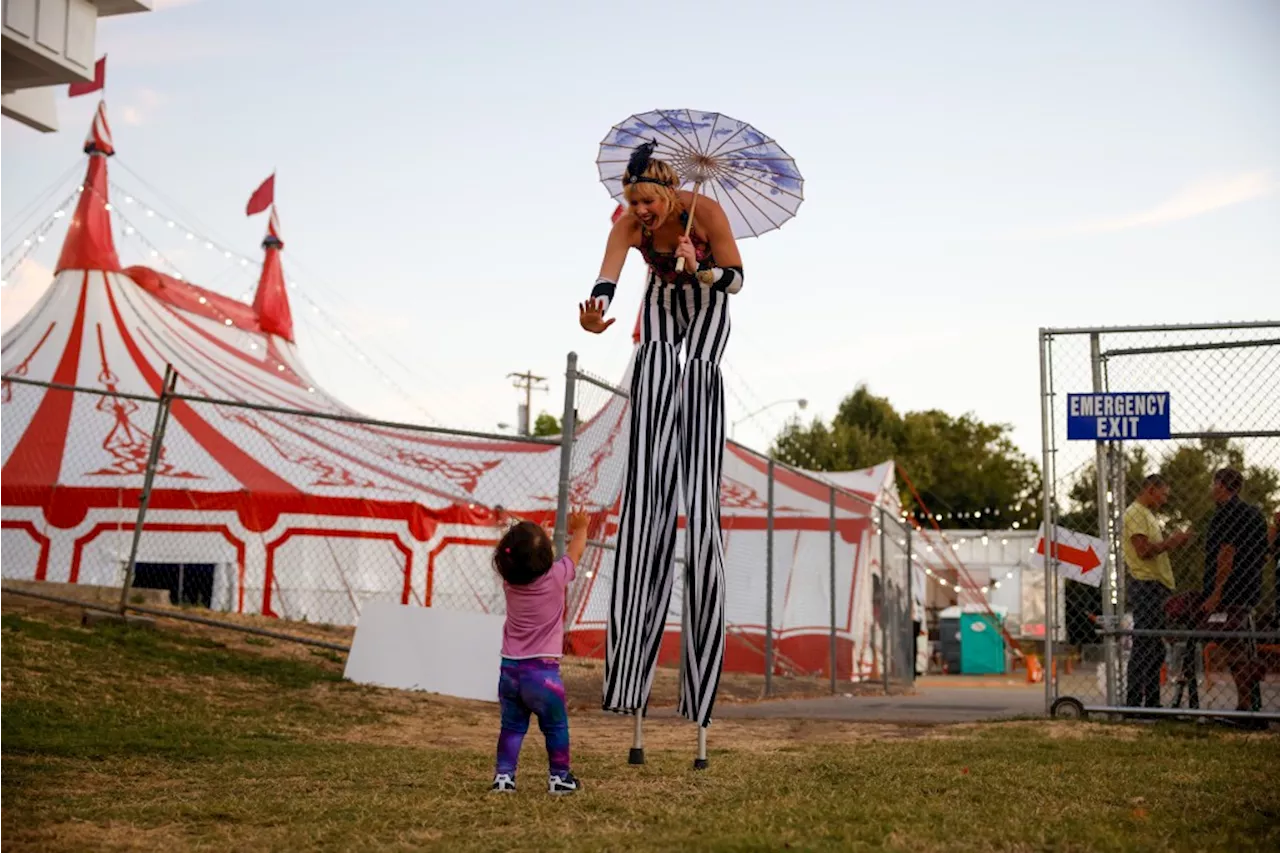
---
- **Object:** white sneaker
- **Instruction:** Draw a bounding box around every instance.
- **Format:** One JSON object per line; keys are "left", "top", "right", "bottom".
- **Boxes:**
{"left": 490, "top": 773, "right": 516, "bottom": 793}
{"left": 547, "top": 771, "right": 581, "bottom": 795}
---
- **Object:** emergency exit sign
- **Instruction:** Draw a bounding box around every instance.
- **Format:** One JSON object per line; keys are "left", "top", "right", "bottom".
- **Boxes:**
{"left": 1066, "top": 393, "right": 1171, "bottom": 440}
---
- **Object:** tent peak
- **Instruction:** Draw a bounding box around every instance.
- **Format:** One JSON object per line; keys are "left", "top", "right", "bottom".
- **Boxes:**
{"left": 55, "top": 102, "right": 120, "bottom": 273}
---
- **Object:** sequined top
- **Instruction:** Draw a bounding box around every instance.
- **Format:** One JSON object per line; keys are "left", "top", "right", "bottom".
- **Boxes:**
{"left": 638, "top": 211, "right": 715, "bottom": 285}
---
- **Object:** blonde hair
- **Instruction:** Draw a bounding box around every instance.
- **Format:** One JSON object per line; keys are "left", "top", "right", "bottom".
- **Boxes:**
{"left": 622, "top": 158, "right": 683, "bottom": 223}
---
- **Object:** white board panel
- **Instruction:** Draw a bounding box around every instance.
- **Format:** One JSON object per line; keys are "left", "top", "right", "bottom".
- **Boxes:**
{"left": 343, "top": 601, "right": 504, "bottom": 703}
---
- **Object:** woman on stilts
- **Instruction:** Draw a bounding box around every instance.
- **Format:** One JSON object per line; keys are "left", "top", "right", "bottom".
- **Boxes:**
{"left": 579, "top": 141, "right": 745, "bottom": 768}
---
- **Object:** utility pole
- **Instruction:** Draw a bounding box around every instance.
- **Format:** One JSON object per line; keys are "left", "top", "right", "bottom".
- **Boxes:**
{"left": 508, "top": 369, "right": 548, "bottom": 435}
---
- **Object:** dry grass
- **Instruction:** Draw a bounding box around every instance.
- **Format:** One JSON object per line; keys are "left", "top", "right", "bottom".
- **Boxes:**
{"left": 3, "top": 590, "right": 847, "bottom": 707}
{"left": 4, "top": 594, "right": 1280, "bottom": 853}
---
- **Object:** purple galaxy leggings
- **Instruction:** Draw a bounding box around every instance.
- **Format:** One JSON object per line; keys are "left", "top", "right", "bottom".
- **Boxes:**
{"left": 495, "top": 658, "right": 571, "bottom": 777}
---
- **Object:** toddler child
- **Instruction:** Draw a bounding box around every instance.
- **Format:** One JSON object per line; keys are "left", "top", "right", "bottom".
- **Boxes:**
{"left": 490, "top": 508, "right": 588, "bottom": 795}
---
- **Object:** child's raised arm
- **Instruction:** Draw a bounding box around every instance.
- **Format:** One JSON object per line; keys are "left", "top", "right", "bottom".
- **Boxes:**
{"left": 566, "top": 507, "right": 589, "bottom": 566}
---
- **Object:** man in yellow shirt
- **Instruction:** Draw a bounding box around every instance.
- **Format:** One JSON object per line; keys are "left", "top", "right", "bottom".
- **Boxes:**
{"left": 1123, "top": 474, "right": 1192, "bottom": 709}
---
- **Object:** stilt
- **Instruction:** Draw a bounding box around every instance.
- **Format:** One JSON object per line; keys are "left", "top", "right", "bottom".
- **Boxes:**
{"left": 693, "top": 725, "right": 709, "bottom": 770}
{"left": 628, "top": 709, "right": 645, "bottom": 765}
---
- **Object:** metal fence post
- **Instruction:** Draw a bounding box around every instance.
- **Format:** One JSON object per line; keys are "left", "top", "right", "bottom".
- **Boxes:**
{"left": 1090, "top": 333, "right": 1118, "bottom": 706}
{"left": 890, "top": 525, "right": 908, "bottom": 690}
{"left": 1111, "top": 441, "right": 1128, "bottom": 620}
{"left": 119, "top": 365, "right": 177, "bottom": 613}
{"left": 553, "top": 352, "right": 578, "bottom": 558}
{"left": 1039, "top": 329, "right": 1056, "bottom": 713}
{"left": 906, "top": 519, "right": 915, "bottom": 688}
{"left": 903, "top": 527, "right": 913, "bottom": 684}
{"left": 828, "top": 485, "right": 837, "bottom": 694}
{"left": 765, "top": 458, "right": 775, "bottom": 696}
{"left": 878, "top": 506, "right": 887, "bottom": 683}
{"left": 882, "top": 562, "right": 891, "bottom": 690}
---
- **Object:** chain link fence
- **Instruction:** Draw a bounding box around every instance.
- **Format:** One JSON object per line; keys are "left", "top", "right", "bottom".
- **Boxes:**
{"left": 1039, "top": 322, "right": 1280, "bottom": 723}
{"left": 1, "top": 370, "right": 558, "bottom": 646}
{"left": 3, "top": 351, "right": 925, "bottom": 696}
{"left": 557, "top": 355, "right": 921, "bottom": 694}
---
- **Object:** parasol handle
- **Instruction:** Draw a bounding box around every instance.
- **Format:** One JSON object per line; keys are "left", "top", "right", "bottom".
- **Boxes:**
{"left": 674, "top": 182, "right": 703, "bottom": 273}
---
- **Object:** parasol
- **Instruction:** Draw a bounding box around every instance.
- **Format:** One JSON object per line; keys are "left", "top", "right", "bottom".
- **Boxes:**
{"left": 597, "top": 109, "right": 803, "bottom": 270}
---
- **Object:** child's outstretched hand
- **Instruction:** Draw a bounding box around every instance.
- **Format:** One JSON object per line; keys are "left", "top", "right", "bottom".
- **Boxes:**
{"left": 566, "top": 506, "right": 589, "bottom": 565}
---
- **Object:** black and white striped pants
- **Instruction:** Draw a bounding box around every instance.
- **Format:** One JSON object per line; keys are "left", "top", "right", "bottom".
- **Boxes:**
{"left": 603, "top": 278, "right": 730, "bottom": 727}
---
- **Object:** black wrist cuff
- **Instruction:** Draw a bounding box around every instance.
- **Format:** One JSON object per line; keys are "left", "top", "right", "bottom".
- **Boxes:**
{"left": 712, "top": 265, "right": 744, "bottom": 294}
{"left": 590, "top": 278, "right": 617, "bottom": 314}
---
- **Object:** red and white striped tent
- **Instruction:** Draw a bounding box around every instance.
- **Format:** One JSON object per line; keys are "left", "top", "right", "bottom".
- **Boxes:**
{"left": 2, "top": 105, "right": 901, "bottom": 681}
{"left": 1, "top": 103, "right": 582, "bottom": 624}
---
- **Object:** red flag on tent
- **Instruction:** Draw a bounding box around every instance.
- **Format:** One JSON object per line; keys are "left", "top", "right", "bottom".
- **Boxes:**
{"left": 246, "top": 174, "right": 275, "bottom": 216}
{"left": 68, "top": 56, "right": 106, "bottom": 98}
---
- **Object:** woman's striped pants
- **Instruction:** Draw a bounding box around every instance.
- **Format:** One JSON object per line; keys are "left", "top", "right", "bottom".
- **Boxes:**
{"left": 603, "top": 277, "right": 730, "bottom": 728}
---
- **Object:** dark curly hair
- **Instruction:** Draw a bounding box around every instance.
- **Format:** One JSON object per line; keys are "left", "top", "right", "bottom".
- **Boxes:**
{"left": 493, "top": 520, "right": 555, "bottom": 586}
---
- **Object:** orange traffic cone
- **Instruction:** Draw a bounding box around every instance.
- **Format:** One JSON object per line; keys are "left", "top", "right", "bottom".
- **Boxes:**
{"left": 1026, "top": 655, "right": 1044, "bottom": 684}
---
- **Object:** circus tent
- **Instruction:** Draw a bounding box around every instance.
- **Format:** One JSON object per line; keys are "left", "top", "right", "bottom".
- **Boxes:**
{"left": 1, "top": 104, "right": 903, "bottom": 681}
{"left": 1, "top": 102, "right": 583, "bottom": 625}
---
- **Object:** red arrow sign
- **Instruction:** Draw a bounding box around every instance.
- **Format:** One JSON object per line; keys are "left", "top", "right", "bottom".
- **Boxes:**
{"left": 1036, "top": 537, "right": 1101, "bottom": 573}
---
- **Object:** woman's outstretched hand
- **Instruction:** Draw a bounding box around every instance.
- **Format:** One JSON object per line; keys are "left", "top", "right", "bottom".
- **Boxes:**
{"left": 579, "top": 298, "right": 616, "bottom": 334}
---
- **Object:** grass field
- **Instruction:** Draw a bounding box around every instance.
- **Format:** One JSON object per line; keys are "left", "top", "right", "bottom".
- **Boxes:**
{"left": 4, "top": 596, "right": 1280, "bottom": 852}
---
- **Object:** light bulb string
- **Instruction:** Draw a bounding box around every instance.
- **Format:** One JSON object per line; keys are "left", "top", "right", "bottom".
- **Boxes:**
{"left": 1, "top": 189, "right": 82, "bottom": 280}
{"left": 104, "top": 177, "right": 442, "bottom": 425}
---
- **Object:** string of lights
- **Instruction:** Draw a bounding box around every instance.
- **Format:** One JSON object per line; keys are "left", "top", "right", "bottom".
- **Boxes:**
{"left": 870, "top": 522, "right": 999, "bottom": 596}
{"left": 1, "top": 161, "right": 82, "bottom": 255}
{"left": 1, "top": 189, "right": 82, "bottom": 282}
{"left": 102, "top": 179, "right": 443, "bottom": 425}
{"left": 94, "top": 197, "right": 492, "bottom": 497}
{"left": 109, "top": 170, "right": 487, "bottom": 428}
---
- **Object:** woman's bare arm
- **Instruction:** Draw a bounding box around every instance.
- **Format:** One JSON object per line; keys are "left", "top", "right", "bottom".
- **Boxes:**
{"left": 581, "top": 215, "right": 640, "bottom": 333}
{"left": 697, "top": 198, "right": 742, "bottom": 269}
{"left": 598, "top": 214, "right": 640, "bottom": 283}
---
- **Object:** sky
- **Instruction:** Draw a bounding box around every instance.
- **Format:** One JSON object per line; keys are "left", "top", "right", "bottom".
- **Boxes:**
{"left": 3, "top": 0, "right": 1278, "bottom": 461}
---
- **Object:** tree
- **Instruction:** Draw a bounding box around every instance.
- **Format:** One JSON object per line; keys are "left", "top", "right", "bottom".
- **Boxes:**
{"left": 532, "top": 412, "right": 561, "bottom": 437}
{"left": 771, "top": 385, "right": 1042, "bottom": 529}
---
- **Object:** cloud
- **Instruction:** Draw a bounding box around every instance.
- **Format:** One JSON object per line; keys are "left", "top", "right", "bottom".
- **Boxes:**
{"left": 152, "top": 0, "right": 204, "bottom": 9}
{"left": 1015, "top": 171, "right": 1277, "bottom": 239}
{"left": 119, "top": 87, "right": 168, "bottom": 126}
{"left": 1, "top": 259, "right": 55, "bottom": 334}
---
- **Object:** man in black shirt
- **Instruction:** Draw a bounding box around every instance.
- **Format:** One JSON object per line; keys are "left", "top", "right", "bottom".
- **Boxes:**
{"left": 1202, "top": 468, "right": 1269, "bottom": 714}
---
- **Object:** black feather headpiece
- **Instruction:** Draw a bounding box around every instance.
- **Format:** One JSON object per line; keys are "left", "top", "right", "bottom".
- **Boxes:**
{"left": 624, "top": 140, "right": 673, "bottom": 187}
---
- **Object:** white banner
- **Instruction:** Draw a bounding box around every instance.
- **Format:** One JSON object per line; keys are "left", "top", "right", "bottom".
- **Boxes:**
{"left": 1029, "top": 523, "right": 1106, "bottom": 588}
